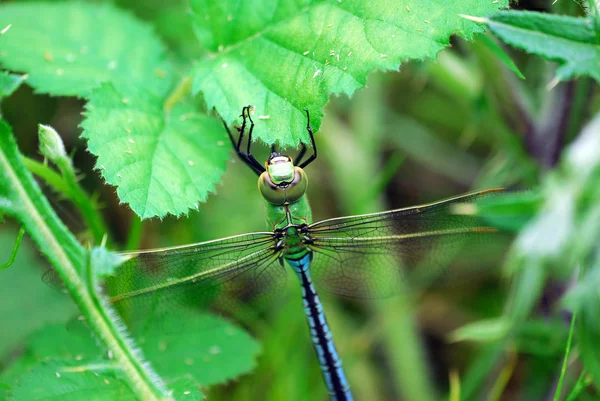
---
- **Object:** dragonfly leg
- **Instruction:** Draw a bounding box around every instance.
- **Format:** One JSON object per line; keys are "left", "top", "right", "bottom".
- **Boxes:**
{"left": 222, "top": 106, "right": 265, "bottom": 176}
{"left": 298, "top": 108, "right": 317, "bottom": 169}
{"left": 243, "top": 106, "right": 266, "bottom": 173}
{"left": 294, "top": 143, "right": 307, "bottom": 166}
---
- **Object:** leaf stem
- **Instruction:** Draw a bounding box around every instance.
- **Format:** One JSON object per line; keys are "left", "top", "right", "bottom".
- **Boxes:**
{"left": 23, "top": 157, "right": 70, "bottom": 194}
{"left": 124, "top": 215, "right": 144, "bottom": 251}
{"left": 23, "top": 156, "right": 109, "bottom": 246}
{"left": 163, "top": 74, "right": 193, "bottom": 115}
{"left": 0, "top": 226, "right": 25, "bottom": 270}
{"left": 526, "top": 80, "right": 575, "bottom": 169}
{"left": 485, "top": 347, "right": 517, "bottom": 401}
{"left": 564, "top": 371, "right": 591, "bottom": 401}
{"left": 553, "top": 311, "right": 577, "bottom": 401}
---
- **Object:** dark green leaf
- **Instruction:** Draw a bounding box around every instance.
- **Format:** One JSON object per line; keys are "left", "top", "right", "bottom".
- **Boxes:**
{"left": 475, "top": 11, "right": 600, "bottom": 82}
{"left": 0, "top": 71, "right": 24, "bottom": 100}
{"left": 10, "top": 360, "right": 136, "bottom": 401}
{"left": 82, "top": 84, "right": 230, "bottom": 218}
{"left": 134, "top": 310, "right": 261, "bottom": 386}
{"left": 475, "top": 189, "right": 540, "bottom": 232}
{"left": 0, "top": 231, "right": 76, "bottom": 359}
{"left": 0, "top": 3, "right": 172, "bottom": 97}
{"left": 2, "top": 313, "right": 258, "bottom": 396}
{"left": 449, "top": 318, "right": 511, "bottom": 343}
{"left": 476, "top": 33, "right": 525, "bottom": 79}
{"left": 563, "top": 255, "right": 600, "bottom": 388}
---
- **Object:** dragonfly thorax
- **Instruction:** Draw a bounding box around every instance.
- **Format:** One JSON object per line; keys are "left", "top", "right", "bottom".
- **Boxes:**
{"left": 259, "top": 154, "right": 308, "bottom": 206}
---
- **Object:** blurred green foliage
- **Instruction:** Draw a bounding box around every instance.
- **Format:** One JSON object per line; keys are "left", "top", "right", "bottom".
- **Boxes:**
{"left": 0, "top": 0, "right": 599, "bottom": 401}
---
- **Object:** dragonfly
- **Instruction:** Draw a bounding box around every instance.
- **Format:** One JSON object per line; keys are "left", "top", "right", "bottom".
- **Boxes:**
{"left": 106, "top": 106, "right": 504, "bottom": 401}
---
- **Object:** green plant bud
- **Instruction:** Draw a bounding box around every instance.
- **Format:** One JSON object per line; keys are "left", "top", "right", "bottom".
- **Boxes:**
{"left": 38, "top": 124, "right": 68, "bottom": 164}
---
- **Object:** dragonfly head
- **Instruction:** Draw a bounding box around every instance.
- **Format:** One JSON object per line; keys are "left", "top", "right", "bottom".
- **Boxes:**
{"left": 266, "top": 153, "right": 294, "bottom": 184}
{"left": 259, "top": 153, "right": 308, "bottom": 205}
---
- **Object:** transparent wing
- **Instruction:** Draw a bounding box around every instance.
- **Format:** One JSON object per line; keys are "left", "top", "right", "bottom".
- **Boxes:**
{"left": 307, "top": 189, "right": 503, "bottom": 298}
{"left": 103, "top": 232, "right": 285, "bottom": 330}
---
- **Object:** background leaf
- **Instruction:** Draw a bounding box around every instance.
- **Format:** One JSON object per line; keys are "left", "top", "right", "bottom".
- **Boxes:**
{"left": 0, "top": 231, "right": 76, "bottom": 359}
{"left": 478, "top": 11, "right": 600, "bottom": 82}
{"left": 191, "top": 0, "right": 509, "bottom": 146}
{"left": 82, "top": 84, "right": 230, "bottom": 218}
{"left": 10, "top": 360, "right": 136, "bottom": 401}
{"left": 0, "top": 2, "right": 237, "bottom": 219}
{"left": 0, "top": 72, "right": 24, "bottom": 100}
{"left": 135, "top": 311, "right": 261, "bottom": 387}
{"left": 0, "top": 2, "right": 172, "bottom": 97}
{"left": 3, "top": 311, "right": 259, "bottom": 399}
{"left": 476, "top": 33, "right": 525, "bottom": 79}
{"left": 0, "top": 230, "right": 76, "bottom": 401}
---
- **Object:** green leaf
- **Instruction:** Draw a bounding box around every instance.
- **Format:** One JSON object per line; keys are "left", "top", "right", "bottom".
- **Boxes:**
{"left": 5, "top": 323, "right": 199, "bottom": 401}
{"left": 1, "top": 324, "right": 101, "bottom": 389}
{"left": 476, "top": 33, "right": 525, "bottom": 79}
{"left": 469, "top": 11, "right": 600, "bottom": 83}
{"left": 0, "top": 2, "right": 172, "bottom": 97}
{"left": 515, "top": 113, "right": 600, "bottom": 263}
{"left": 504, "top": 113, "right": 600, "bottom": 327}
{"left": 82, "top": 84, "right": 230, "bottom": 219}
{"left": 164, "top": 377, "right": 203, "bottom": 400}
{"left": 2, "top": 314, "right": 257, "bottom": 398}
{"left": 513, "top": 318, "right": 568, "bottom": 357}
{"left": 449, "top": 318, "right": 511, "bottom": 343}
{"left": 0, "top": 3, "right": 229, "bottom": 219}
{"left": 475, "top": 189, "right": 540, "bottom": 232}
{"left": 563, "top": 256, "right": 600, "bottom": 388}
{"left": 10, "top": 360, "right": 136, "bottom": 401}
{"left": 135, "top": 311, "right": 261, "bottom": 386}
{"left": 0, "top": 325, "right": 108, "bottom": 400}
{"left": 0, "top": 230, "right": 76, "bottom": 359}
{"left": 190, "top": 0, "right": 508, "bottom": 146}
{"left": 0, "top": 71, "right": 24, "bottom": 100}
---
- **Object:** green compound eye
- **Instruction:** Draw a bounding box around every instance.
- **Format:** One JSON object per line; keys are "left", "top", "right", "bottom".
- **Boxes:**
{"left": 259, "top": 167, "right": 308, "bottom": 205}
{"left": 285, "top": 167, "right": 308, "bottom": 203}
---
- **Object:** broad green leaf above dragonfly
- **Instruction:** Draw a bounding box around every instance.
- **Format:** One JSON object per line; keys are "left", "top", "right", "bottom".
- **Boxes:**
{"left": 104, "top": 106, "right": 507, "bottom": 401}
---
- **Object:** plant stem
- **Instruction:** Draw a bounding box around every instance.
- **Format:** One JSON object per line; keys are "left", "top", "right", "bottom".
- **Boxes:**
{"left": 525, "top": 80, "right": 575, "bottom": 169}
{"left": 0, "top": 226, "right": 25, "bottom": 270}
{"left": 565, "top": 371, "right": 591, "bottom": 401}
{"left": 0, "top": 121, "right": 171, "bottom": 401}
{"left": 553, "top": 311, "right": 577, "bottom": 401}
{"left": 124, "top": 215, "right": 144, "bottom": 251}
{"left": 163, "top": 74, "right": 193, "bottom": 115}
{"left": 23, "top": 156, "right": 110, "bottom": 246}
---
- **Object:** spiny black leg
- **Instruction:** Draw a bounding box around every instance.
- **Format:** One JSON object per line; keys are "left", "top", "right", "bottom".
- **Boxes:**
{"left": 298, "top": 108, "right": 317, "bottom": 168}
{"left": 237, "top": 108, "right": 248, "bottom": 151}
{"left": 294, "top": 143, "right": 307, "bottom": 166}
{"left": 243, "top": 106, "right": 264, "bottom": 172}
{"left": 222, "top": 117, "right": 250, "bottom": 166}
{"left": 223, "top": 106, "right": 264, "bottom": 176}
{"left": 270, "top": 144, "right": 277, "bottom": 154}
